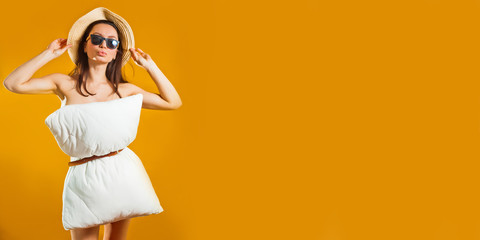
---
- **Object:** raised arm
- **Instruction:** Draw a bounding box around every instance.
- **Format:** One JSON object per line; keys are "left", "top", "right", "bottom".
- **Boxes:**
{"left": 3, "top": 38, "right": 72, "bottom": 94}
{"left": 129, "top": 47, "right": 182, "bottom": 110}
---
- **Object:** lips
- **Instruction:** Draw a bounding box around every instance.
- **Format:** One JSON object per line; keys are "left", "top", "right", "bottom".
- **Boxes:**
{"left": 97, "top": 51, "right": 107, "bottom": 56}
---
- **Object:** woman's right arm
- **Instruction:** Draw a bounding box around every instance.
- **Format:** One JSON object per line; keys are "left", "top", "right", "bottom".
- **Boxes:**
{"left": 3, "top": 38, "right": 72, "bottom": 94}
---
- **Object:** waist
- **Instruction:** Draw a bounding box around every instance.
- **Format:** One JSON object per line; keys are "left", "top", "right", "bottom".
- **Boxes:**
{"left": 68, "top": 149, "right": 125, "bottom": 167}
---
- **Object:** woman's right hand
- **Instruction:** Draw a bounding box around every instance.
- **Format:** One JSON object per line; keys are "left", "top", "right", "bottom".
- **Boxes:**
{"left": 46, "top": 38, "right": 72, "bottom": 59}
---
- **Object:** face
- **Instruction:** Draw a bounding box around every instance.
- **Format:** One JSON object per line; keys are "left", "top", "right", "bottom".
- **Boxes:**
{"left": 84, "top": 23, "right": 119, "bottom": 64}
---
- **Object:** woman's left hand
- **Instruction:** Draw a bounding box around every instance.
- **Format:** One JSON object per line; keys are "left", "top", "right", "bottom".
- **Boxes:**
{"left": 130, "top": 47, "right": 153, "bottom": 70}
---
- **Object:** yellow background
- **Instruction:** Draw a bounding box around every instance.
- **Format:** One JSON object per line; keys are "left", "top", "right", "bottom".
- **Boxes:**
{"left": 3, "top": 0, "right": 480, "bottom": 239}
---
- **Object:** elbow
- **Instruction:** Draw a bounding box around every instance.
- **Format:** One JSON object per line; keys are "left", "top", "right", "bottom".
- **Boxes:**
{"left": 171, "top": 102, "right": 182, "bottom": 110}
{"left": 3, "top": 79, "right": 22, "bottom": 93}
{"left": 3, "top": 78, "right": 14, "bottom": 92}
{"left": 170, "top": 100, "right": 182, "bottom": 110}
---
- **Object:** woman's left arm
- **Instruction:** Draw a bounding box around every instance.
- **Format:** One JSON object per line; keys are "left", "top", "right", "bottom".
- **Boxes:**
{"left": 129, "top": 47, "right": 182, "bottom": 110}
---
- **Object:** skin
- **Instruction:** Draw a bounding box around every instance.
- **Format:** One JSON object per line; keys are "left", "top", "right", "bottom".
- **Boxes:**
{"left": 70, "top": 218, "right": 131, "bottom": 240}
{"left": 3, "top": 23, "right": 182, "bottom": 110}
{"left": 3, "top": 23, "right": 181, "bottom": 239}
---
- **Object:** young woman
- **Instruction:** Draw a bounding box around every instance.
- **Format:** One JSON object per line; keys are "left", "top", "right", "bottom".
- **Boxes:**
{"left": 3, "top": 7, "right": 181, "bottom": 240}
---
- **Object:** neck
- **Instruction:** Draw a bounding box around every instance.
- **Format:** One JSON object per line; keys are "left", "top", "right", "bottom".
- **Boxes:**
{"left": 86, "top": 60, "right": 109, "bottom": 84}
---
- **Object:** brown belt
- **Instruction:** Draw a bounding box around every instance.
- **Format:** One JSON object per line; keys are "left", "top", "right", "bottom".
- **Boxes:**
{"left": 68, "top": 149, "right": 124, "bottom": 167}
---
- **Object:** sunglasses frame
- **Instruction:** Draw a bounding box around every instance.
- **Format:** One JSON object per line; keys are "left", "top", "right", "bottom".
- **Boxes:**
{"left": 86, "top": 34, "right": 120, "bottom": 50}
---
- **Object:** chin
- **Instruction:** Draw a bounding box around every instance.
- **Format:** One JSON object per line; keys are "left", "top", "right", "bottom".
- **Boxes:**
{"left": 90, "top": 57, "right": 110, "bottom": 63}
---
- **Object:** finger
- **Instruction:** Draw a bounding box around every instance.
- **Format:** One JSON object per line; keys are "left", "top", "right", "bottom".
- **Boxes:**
{"left": 138, "top": 48, "right": 149, "bottom": 58}
{"left": 136, "top": 48, "right": 145, "bottom": 55}
{"left": 138, "top": 49, "right": 151, "bottom": 60}
{"left": 62, "top": 44, "right": 72, "bottom": 50}
{"left": 130, "top": 48, "right": 138, "bottom": 57}
{"left": 130, "top": 49, "right": 138, "bottom": 60}
{"left": 134, "top": 51, "right": 144, "bottom": 59}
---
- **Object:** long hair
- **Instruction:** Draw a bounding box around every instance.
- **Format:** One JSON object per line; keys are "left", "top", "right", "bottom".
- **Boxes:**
{"left": 68, "top": 20, "right": 129, "bottom": 98}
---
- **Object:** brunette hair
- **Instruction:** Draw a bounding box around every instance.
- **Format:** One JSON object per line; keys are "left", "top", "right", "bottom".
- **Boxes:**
{"left": 68, "top": 20, "right": 129, "bottom": 98}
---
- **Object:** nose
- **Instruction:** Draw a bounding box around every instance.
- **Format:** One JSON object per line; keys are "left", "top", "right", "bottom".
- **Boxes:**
{"left": 99, "top": 40, "right": 107, "bottom": 48}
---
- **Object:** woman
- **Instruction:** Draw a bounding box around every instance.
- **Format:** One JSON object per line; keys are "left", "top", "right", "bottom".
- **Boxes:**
{"left": 3, "top": 7, "right": 181, "bottom": 240}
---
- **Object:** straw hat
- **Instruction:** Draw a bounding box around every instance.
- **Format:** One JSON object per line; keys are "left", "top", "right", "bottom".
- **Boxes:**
{"left": 67, "top": 7, "right": 134, "bottom": 67}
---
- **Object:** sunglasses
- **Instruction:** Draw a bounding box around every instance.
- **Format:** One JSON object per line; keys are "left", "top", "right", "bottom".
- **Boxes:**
{"left": 86, "top": 34, "right": 120, "bottom": 50}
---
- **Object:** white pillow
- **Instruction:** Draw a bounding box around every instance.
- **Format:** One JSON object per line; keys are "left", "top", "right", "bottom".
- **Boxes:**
{"left": 45, "top": 93, "right": 164, "bottom": 230}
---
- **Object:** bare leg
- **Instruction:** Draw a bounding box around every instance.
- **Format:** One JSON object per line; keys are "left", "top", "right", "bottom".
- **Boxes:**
{"left": 103, "top": 218, "right": 131, "bottom": 240}
{"left": 70, "top": 225, "right": 100, "bottom": 240}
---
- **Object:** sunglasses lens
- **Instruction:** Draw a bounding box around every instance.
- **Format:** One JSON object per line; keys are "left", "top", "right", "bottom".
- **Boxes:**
{"left": 107, "top": 39, "right": 119, "bottom": 49}
{"left": 91, "top": 35, "right": 103, "bottom": 45}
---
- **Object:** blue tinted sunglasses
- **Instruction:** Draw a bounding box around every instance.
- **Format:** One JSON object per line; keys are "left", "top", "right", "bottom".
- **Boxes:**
{"left": 86, "top": 34, "right": 120, "bottom": 50}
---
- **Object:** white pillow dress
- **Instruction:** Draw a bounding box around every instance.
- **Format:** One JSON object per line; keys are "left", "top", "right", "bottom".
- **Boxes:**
{"left": 45, "top": 93, "right": 163, "bottom": 230}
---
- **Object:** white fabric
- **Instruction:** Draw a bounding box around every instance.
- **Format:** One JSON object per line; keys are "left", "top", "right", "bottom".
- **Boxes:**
{"left": 45, "top": 93, "right": 163, "bottom": 230}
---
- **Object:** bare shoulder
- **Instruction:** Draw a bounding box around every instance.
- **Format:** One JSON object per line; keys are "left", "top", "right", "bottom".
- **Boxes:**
{"left": 49, "top": 72, "right": 71, "bottom": 80}
{"left": 41, "top": 73, "right": 73, "bottom": 85}
{"left": 118, "top": 82, "right": 146, "bottom": 96}
{"left": 48, "top": 73, "right": 75, "bottom": 86}
{"left": 53, "top": 73, "right": 76, "bottom": 99}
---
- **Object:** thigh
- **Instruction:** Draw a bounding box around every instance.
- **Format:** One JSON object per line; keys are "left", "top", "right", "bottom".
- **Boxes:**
{"left": 70, "top": 225, "right": 100, "bottom": 240}
{"left": 103, "top": 218, "right": 131, "bottom": 240}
